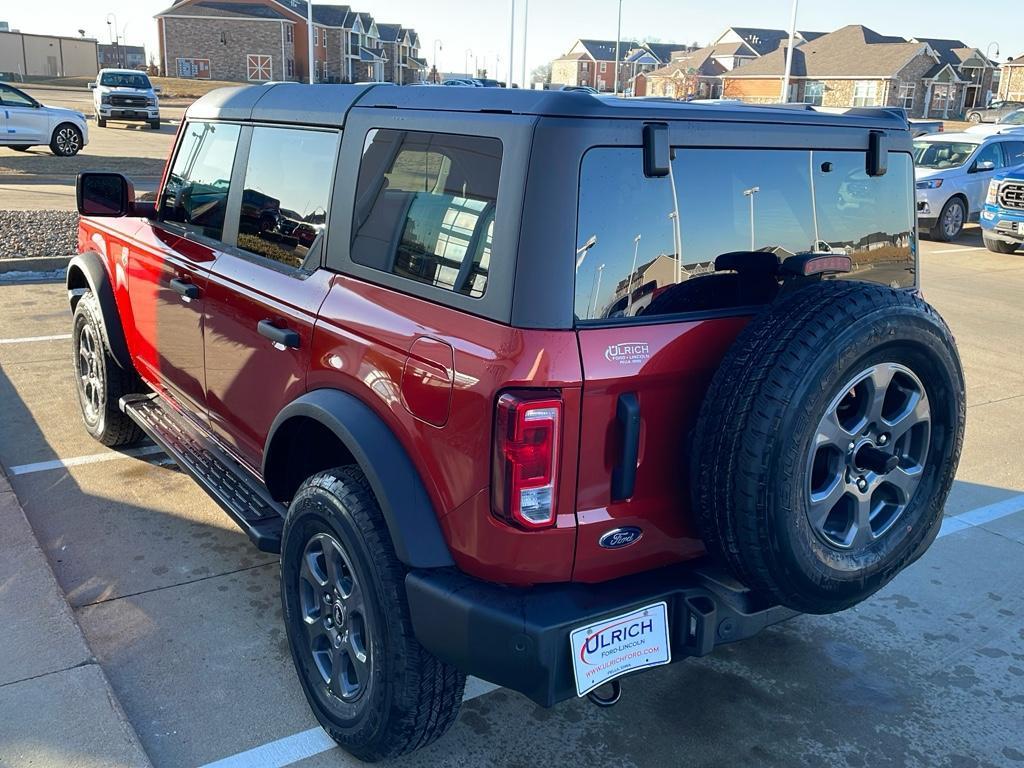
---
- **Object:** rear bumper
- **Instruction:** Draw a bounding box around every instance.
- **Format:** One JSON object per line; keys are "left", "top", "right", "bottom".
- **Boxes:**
{"left": 406, "top": 561, "right": 796, "bottom": 707}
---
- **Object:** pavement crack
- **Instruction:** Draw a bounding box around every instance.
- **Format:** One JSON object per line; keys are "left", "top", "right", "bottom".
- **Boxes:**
{"left": 73, "top": 560, "right": 278, "bottom": 610}
{"left": 0, "top": 659, "right": 97, "bottom": 690}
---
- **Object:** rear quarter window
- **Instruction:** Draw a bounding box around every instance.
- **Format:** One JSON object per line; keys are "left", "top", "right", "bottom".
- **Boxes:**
{"left": 575, "top": 147, "right": 916, "bottom": 323}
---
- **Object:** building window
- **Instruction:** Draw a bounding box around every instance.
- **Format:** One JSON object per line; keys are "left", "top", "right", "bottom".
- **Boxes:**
{"left": 285, "top": 25, "right": 293, "bottom": 43}
{"left": 581, "top": 61, "right": 589, "bottom": 72}
{"left": 600, "top": 62, "right": 607, "bottom": 73}
{"left": 804, "top": 80, "right": 825, "bottom": 106}
{"left": 898, "top": 83, "right": 916, "bottom": 110}
{"left": 234, "top": 126, "right": 340, "bottom": 272}
{"left": 286, "top": 59, "right": 294, "bottom": 78}
{"left": 931, "top": 83, "right": 952, "bottom": 114}
{"left": 852, "top": 80, "right": 878, "bottom": 107}
{"left": 246, "top": 54, "right": 273, "bottom": 82}
{"left": 314, "top": 59, "right": 320, "bottom": 81}
{"left": 351, "top": 129, "right": 502, "bottom": 298}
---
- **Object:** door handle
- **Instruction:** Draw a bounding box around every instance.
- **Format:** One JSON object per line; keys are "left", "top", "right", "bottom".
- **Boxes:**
{"left": 611, "top": 393, "right": 641, "bottom": 502}
{"left": 258, "top": 319, "right": 300, "bottom": 350}
{"left": 169, "top": 277, "right": 199, "bottom": 302}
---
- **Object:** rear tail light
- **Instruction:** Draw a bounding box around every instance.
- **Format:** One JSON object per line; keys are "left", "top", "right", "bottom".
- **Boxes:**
{"left": 493, "top": 392, "right": 561, "bottom": 529}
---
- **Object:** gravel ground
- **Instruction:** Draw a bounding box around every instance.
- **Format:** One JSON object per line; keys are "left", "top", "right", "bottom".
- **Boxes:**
{"left": 0, "top": 210, "right": 78, "bottom": 259}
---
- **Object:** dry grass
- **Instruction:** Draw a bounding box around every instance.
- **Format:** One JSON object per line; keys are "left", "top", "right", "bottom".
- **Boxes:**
{"left": 21, "top": 75, "right": 242, "bottom": 101}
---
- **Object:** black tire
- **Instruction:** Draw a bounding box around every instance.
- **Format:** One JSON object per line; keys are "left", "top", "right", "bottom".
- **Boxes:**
{"left": 11, "top": 145, "right": 32, "bottom": 152}
{"left": 149, "top": 120, "right": 161, "bottom": 130}
{"left": 49, "top": 123, "right": 83, "bottom": 156}
{"left": 281, "top": 467, "right": 465, "bottom": 762}
{"left": 72, "top": 292, "right": 145, "bottom": 447}
{"left": 929, "top": 197, "right": 966, "bottom": 242}
{"left": 967, "top": 112, "right": 982, "bottom": 124}
{"left": 983, "top": 234, "right": 1019, "bottom": 254}
{"left": 691, "top": 280, "right": 965, "bottom": 615}
{"left": 97, "top": 117, "right": 107, "bottom": 128}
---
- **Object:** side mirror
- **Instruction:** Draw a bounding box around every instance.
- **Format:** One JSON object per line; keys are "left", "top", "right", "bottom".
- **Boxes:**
{"left": 153, "top": 86, "right": 162, "bottom": 94}
{"left": 87, "top": 82, "right": 96, "bottom": 89}
{"left": 77, "top": 172, "right": 135, "bottom": 217}
{"left": 972, "top": 159, "right": 996, "bottom": 173}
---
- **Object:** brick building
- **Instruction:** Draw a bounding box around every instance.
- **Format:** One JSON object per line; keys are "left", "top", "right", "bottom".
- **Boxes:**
{"left": 156, "top": 0, "right": 424, "bottom": 84}
{"left": 98, "top": 43, "right": 147, "bottom": 70}
{"left": 999, "top": 58, "right": 1024, "bottom": 102}
{"left": 550, "top": 39, "right": 689, "bottom": 93}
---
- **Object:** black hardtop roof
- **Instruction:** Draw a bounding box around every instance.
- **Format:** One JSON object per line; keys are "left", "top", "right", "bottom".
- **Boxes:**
{"left": 185, "top": 82, "right": 911, "bottom": 132}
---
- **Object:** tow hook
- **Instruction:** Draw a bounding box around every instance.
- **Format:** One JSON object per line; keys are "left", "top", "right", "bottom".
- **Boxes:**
{"left": 587, "top": 679, "right": 622, "bottom": 707}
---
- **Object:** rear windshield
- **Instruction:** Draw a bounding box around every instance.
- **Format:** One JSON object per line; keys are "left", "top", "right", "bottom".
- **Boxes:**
{"left": 575, "top": 147, "right": 915, "bottom": 323}
{"left": 100, "top": 72, "right": 152, "bottom": 89}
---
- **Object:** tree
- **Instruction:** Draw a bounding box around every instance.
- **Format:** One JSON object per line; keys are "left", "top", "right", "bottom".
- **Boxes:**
{"left": 530, "top": 63, "right": 552, "bottom": 84}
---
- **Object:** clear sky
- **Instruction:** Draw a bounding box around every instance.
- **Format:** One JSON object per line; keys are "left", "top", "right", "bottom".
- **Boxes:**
{"left": 3, "top": 0, "right": 1022, "bottom": 83}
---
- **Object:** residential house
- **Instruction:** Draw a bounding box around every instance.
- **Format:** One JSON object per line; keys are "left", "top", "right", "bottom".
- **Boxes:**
{"left": 999, "top": 57, "right": 1024, "bottom": 102}
{"left": 709, "top": 26, "right": 824, "bottom": 70}
{"left": 633, "top": 45, "right": 726, "bottom": 99}
{"left": 156, "top": 0, "right": 422, "bottom": 84}
{"left": 721, "top": 25, "right": 993, "bottom": 118}
{"left": 550, "top": 39, "right": 688, "bottom": 92}
{"left": 910, "top": 38, "right": 997, "bottom": 110}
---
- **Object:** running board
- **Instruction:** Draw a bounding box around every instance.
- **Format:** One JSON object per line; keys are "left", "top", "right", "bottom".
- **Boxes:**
{"left": 120, "top": 394, "right": 284, "bottom": 553}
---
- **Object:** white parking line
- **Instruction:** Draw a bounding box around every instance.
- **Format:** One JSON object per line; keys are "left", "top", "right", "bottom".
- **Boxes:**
{"left": 198, "top": 496, "right": 1024, "bottom": 768}
{"left": 0, "top": 333, "right": 71, "bottom": 345}
{"left": 8, "top": 445, "right": 165, "bottom": 476}
{"left": 199, "top": 679, "right": 500, "bottom": 768}
{"left": 927, "top": 246, "right": 987, "bottom": 254}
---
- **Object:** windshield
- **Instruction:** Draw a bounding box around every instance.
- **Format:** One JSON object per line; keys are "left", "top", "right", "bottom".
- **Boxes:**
{"left": 912, "top": 141, "right": 978, "bottom": 170}
{"left": 100, "top": 72, "right": 152, "bottom": 89}
{"left": 1002, "top": 110, "right": 1024, "bottom": 126}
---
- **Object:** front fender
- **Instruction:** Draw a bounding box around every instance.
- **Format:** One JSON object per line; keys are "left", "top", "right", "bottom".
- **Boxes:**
{"left": 66, "top": 251, "right": 132, "bottom": 370}
{"left": 265, "top": 389, "right": 455, "bottom": 569}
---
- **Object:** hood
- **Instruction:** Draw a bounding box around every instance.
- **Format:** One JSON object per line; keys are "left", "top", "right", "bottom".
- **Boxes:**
{"left": 103, "top": 85, "right": 154, "bottom": 94}
{"left": 914, "top": 165, "right": 948, "bottom": 181}
{"left": 42, "top": 105, "right": 86, "bottom": 122}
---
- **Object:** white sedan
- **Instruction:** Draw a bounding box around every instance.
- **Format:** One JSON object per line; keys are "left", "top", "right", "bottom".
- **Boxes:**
{"left": 0, "top": 82, "right": 89, "bottom": 156}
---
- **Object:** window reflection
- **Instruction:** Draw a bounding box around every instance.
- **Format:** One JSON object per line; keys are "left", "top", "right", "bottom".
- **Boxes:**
{"left": 234, "top": 126, "right": 339, "bottom": 270}
{"left": 160, "top": 121, "right": 240, "bottom": 241}
{"left": 575, "top": 147, "right": 914, "bottom": 322}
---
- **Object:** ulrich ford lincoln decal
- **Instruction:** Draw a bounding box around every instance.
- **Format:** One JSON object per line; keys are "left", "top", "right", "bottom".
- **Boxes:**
{"left": 604, "top": 342, "right": 651, "bottom": 365}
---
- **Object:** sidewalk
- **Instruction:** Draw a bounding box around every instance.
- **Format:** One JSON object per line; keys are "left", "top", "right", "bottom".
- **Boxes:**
{"left": 0, "top": 469, "right": 151, "bottom": 767}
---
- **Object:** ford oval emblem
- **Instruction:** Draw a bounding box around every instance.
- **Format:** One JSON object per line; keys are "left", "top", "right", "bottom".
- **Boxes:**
{"left": 599, "top": 527, "right": 643, "bottom": 549}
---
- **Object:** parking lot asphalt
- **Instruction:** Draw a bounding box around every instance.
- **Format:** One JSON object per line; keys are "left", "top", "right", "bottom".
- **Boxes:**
{"left": 0, "top": 229, "right": 1022, "bottom": 768}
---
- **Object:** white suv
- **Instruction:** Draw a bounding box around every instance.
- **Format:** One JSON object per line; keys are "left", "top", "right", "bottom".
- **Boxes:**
{"left": 914, "top": 132, "right": 1024, "bottom": 241}
{"left": 89, "top": 69, "right": 161, "bottom": 130}
{"left": 0, "top": 81, "right": 89, "bottom": 156}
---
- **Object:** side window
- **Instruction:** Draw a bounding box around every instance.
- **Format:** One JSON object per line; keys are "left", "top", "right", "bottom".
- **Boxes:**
{"left": 1004, "top": 142, "right": 1024, "bottom": 167}
{"left": 232, "top": 126, "right": 339, "bottom": 271}
{"left": 974, "top": 142, "right": 1004, "bottom": 169}
{"left": 0, "top": 85, "right": 35, "bottom": 107}
{"left": 575, "top": 147, "right": 915, "bottom": 323}
{"left": 351, "top": 129, "right": 501, "bottom": 298}
{"left": 160, "top": 121, "right": 241, "bottom": 241}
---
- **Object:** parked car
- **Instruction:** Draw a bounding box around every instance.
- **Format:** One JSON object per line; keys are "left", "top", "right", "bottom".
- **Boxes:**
{"left": 441, "top": 78, "right": 477, "bottom": 87}
{"left": 88, "top": 69, "right": 161, "bottom": 129}
{"left": 981, "top": 165, "right": 1024, "bottom": 253}
{"left": 965, "top": 98, "right": 1024, "bottom": 124}
{"left": 0, "top": 82, "right": 88, "bottom": 156}
{"left": 907, "top": 117, "right": 944, "bottom": 137}
{"left": 965, "top": 108, "right": 1024, "bottom": 136}
{"left": 69, "top": 84, "right": 964, "bottom": 761}
{"left": 914, "top": 131, "right": 1024, "bottom": 240}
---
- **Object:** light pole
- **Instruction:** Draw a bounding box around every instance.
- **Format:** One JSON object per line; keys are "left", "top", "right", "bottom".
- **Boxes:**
{"left": 780, "top": 0, "right": 799, "bottom": 102}
{"left": 465, "top": 48, "right": 474, "bottom": 78}
{"left": 306, "top": 1, "right": 314, "bottom": 84}
{"left": 590, "top": 264, "right": 606, "bottom": 318}
{"left": 627, "top": 234, "right": 641, "bottom": 315}
{"left": 433, "top": 39, "right": 443, "bottom": 83}
{"left": 520, "top": 0, "right": 529, "bottom": 89}
{"left": 576, "top": 235, "right": 598, "bottom": 271}
{"left": 613, "top": 0, "right": 623, "bottom": 95}
{"left": 985, "top": 42, "right": 1000, "bottom": 105}
{"left": 508, "top": 0, "right": 516, "bottom": 87}
{"left": 668, "top": 211, "right": 680, "bottom": 281}
{"left": 743, "top": 186, "right": 760, "bottom": 250}
{"left": 105, "top": 13, "right": 119, "bottom": 68}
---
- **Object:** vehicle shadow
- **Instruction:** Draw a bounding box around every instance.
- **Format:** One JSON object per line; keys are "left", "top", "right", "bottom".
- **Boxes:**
{"left": 0, "top": 151, "right": 168, "bottom": 178}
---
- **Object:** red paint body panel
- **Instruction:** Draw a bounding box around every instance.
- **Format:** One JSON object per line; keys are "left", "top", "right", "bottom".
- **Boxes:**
{"left": 401, "top": 337, "right": 455, "bottom": 428}
{"left": 310, "top": 275, "right": 582, "bottom": 584}
{"left": 203, "top": 253, "right": 333, "bottom": 470}
{"left": 572, "top": 317, "right": 750, "bottom": 582}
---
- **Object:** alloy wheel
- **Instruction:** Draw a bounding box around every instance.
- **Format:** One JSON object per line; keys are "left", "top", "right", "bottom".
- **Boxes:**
{"left": 76, "top": 323, "right": 103, "bottom": 421}
{"left": 56, "top": 127, "right": 81, "bottom": 155}
{"left": 943, "top": 202, "right": 964, "bottom": 239}
{"left": 806, "top": 363, "right": 931, "bottom": 551}
{"left": 298, "top": 532, "right": 372, "bottom": 703}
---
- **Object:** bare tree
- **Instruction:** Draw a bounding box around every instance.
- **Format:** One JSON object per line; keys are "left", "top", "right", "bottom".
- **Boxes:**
{"left": 530, "top": 62, "right": 552, "bottom": 84}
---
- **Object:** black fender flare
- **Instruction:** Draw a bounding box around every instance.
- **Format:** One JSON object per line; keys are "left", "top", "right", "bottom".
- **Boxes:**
{"left": 264, "top": 389, "right": 455, "bottom": 569}
{"left": 66, "top": 252, "right": 133, "bottom": 370}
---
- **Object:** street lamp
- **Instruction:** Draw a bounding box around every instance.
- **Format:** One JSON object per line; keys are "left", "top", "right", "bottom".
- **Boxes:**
{"left": 627, "top": 234, "right": 641, "bottom": 315}
{"left": 576, "top": 235, "right": 598, "bottom": 270}
{"left": 590, "top": 264, "right": 606, "bottom": 318}
{"left": 433, "top": 39, "right": 443, "bottom": 83}
{"left": 465, "top": 48, "right": 474, "bottom": 78}
{"left": 105, "top": 13, "right": 119, "bottom": 68}
{"left": 520, "top": 0, "right": 529, "bottom": 89}
{"left": 743, "top": 186, "right": 761, "bottom": 250}
{"left": 613, "top": 0, "right": 623, "bottom": 96}
{"left": 780, "top": 0, "right": 799, "bottom": 102}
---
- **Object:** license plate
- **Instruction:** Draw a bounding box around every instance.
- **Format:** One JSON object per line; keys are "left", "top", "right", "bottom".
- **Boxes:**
{"left": 1017, "top": 222, "right": 1024, "bottom": 234}
{"left": 570, "top": 602, "right": 671, "bottom": 697}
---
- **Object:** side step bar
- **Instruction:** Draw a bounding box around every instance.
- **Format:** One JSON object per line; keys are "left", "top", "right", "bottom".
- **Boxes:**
{"left": 120, "top": 394, "right": 284, "bottom": 553}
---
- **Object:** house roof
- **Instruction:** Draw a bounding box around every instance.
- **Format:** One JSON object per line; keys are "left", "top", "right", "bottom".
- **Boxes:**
{"left": 913, "top": 37, "right": 991, "bottom": 71}
{"left": 646, "top": 44, "right": 726, "bottom": 79}
{"left": 643, "top": 42, "right": 690, "bottom": 64}
{"left": 724, "top": 25, "right": 926, "bottom": 79}
{"left": 724, "top": 28, "right": 791, "bottom": 56}
{"left": 574, "top": 39, "right": 642, "bottom": 61}
{"left": 1004, "top": 57, "right": 1024, "bottom": 68}
{"left": 312, "top": 5, "right": 351, "bottom": 26}
{"left": 376, "top": 23, "right": 402, "bottom": 42}
{"left": 157, "top": 1, "right": 291, "bottom": 20}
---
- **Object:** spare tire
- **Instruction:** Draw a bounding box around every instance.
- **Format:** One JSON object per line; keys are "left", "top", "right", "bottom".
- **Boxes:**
{"left": 691, "top": 280, "right": 965, "bottom": 614}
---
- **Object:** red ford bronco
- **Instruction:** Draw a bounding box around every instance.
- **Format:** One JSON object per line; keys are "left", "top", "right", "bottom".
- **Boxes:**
{"left": 70, "top": 84, "right": 965, "bottom": 761}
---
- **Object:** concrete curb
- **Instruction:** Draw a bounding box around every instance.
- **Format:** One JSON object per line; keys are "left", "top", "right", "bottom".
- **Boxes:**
{"left": 0, "top": 468, "right": 153, "bottom": 767}
{"left": 0, "top": 255, "right": 72, "bottom": 273}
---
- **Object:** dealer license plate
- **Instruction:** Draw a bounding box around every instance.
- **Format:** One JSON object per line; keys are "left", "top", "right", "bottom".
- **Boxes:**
{"left": 569, "top": 602, "right": 671, "bottom": 697}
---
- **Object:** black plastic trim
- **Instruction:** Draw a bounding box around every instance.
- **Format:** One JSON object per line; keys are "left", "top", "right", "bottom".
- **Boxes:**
{"left": 66, "top": 252, "right": 132, "bottom": 370}
{"left": 264, "top": 389, "right": 454, "bottom": 569}
{"left": 405, "top": 561, "right": 797, "bottom": 707}
{"left": 611, "top": 393, "right": 640, "bottom": 501}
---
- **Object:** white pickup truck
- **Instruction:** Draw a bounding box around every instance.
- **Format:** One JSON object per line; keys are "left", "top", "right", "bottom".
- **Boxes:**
{"left": 88, "top": 69, "right": 161, "bottom": 130}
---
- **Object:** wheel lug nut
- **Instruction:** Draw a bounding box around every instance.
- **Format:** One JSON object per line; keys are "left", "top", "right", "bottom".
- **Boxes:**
{"left": 848, "top": 442, "right": 855, "bottom": 451}
{"left": 334, "top": 635, "right": 343, "bottom": 648}
{"left": 325, "top": 617, "right": 333, "bottom": 628}
{"left": 878, "top": 434, "right": 889, "bottom": 445}
{"left": 857, "top": 478, "right": 868, "bottom": 492}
